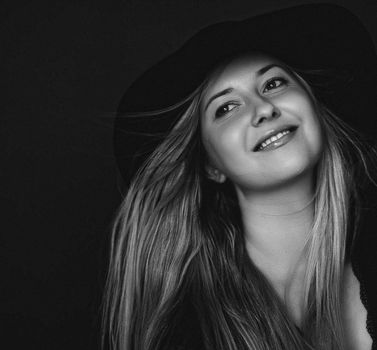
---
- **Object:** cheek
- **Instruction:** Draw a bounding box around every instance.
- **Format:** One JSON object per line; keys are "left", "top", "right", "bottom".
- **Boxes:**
{"left": 201, "top": 121, "right": 247, "bottom": 171}
{"left": 304, "top": 109, "right": 324, "bottom": 156}
{"left": 310, "top": 123, "right": 323, "bottom": 155}
{"left": 286, "top": 91, "right": 323, "bottom": 152}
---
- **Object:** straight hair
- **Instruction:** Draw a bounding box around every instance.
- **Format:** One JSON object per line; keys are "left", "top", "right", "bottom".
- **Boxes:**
{"left": 102, "top": 67, "right": 374, "bottom": 349}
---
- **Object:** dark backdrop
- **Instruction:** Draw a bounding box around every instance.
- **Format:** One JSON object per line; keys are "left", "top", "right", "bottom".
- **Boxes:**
{"left": 1, "top": 0, "right": 377, "bottom": 349}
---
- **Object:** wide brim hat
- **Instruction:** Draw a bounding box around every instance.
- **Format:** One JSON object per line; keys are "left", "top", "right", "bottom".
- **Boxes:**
{"left": 114, "top": 3, "right": 377, "bottom": 185}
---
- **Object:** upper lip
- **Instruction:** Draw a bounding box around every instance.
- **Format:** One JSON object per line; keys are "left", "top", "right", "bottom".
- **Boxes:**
{"left": 253, "top": 124, "right": 298, "bottom": 151}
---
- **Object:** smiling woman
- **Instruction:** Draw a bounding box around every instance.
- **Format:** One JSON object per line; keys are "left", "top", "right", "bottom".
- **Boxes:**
{"left": 200, "top": 54, "right": 323, "bottom": 192}
{"left": 103, "top": 4, "right": 377, "bottom": 350}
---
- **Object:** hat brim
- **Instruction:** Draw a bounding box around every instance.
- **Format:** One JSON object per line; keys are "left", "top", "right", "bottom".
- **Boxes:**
{"left": 115, "top": 3, "right": 377, "bottom": 184}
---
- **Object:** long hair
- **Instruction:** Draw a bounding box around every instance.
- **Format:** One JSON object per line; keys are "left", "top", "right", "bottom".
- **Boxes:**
{"left": 102, "top": 65, "right": 375, "bottom": 349}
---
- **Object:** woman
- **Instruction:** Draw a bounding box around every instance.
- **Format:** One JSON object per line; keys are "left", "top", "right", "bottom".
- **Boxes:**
{"left": 103, "top": 4, "right": 377, "bottom": 350}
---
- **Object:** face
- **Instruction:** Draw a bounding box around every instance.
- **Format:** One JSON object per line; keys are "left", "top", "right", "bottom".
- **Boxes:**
{"left": 200, "top": 53, "right": 323, "bottom": 192}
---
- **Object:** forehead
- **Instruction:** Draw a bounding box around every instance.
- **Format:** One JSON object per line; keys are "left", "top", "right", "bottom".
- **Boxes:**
{"left": 200, "top": 52, "right": 296, "bottom": 108}
{"left": 203, "top": 53, "right": 287, "bottom": 95}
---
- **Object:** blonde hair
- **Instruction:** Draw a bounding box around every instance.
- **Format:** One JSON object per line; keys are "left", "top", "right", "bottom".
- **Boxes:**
{"left": 102, "top": 66, "right": 375, "bottom": 349}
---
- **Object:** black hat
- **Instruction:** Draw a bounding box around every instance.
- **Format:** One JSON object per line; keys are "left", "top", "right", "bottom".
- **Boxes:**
{"left": 114, "top": 3, "right": 377, "bottom": 185}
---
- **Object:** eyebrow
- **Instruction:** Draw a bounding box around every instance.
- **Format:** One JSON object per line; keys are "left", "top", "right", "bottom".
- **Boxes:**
{"left": 256, "top": 63, "right": 283, "bottom": 76}
{"left": 203, "top": 64, "right": 284, "bottom": 112}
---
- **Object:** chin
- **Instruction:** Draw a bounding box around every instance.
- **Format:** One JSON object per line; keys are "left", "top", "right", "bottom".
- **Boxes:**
{"left": 238, "top": 154, "right": 319, "bottom": 191}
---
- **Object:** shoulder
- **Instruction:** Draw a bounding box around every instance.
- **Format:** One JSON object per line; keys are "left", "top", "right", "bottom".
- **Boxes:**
{"left": 342, "top": 263, "right": 373, "bottom": 350}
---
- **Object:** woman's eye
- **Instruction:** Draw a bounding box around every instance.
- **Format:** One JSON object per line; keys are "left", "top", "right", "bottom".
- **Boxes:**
{"left": 215, "top": 103, "right": 238, "bottom": 118}
{"left": 263, "top": 78, "right": 288, "bottom": 93}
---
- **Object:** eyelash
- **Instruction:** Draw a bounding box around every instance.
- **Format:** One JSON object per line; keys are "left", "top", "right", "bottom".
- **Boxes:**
{"left": 262, "top": 77, "right": 288, "bottom": 93}
{"left": 215, "top": 101, "right": 239, "bottom": 118}
{"left": 214, "top": 77, "right": 288, "bottom": 118}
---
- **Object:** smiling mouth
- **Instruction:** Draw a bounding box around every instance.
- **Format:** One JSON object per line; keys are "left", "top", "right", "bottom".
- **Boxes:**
{"left": 253, "top": 126, "right": 298, "bottom": 152}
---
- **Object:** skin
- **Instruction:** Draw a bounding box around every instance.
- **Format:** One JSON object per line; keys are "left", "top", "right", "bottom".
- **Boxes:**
{"left": 200, "top": 53, "right": 323, "bottom": 193}
{"left": 200, "top": 53, "right": 372, "bottom": 348}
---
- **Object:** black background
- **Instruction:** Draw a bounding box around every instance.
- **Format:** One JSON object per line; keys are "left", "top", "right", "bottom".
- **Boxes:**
{"left": 1, "top": 0, "right": 377, "bottom": 349}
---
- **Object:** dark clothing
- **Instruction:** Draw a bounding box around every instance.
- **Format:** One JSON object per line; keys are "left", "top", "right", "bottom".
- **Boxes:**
{"left": 352, "top": 207, "right": 377, "bottom": 350}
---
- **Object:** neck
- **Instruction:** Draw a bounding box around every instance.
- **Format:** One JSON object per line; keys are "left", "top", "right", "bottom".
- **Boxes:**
{"left": 236, "top": 173, "right": 315, "bottom": 290}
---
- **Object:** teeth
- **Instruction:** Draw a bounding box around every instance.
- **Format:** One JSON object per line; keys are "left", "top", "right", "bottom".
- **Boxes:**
{"left": 259, "top": 129, "right": 291, "bottom": 150}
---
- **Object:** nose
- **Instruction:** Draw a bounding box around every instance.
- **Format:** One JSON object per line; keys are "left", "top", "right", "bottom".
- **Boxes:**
{"left": 250, "top": 96, "right": 281, "bottom": 127}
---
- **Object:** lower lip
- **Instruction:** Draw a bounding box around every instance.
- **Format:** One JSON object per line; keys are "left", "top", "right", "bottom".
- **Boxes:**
{"left": 257, "top": 128, "right": 297, "bottom": 152}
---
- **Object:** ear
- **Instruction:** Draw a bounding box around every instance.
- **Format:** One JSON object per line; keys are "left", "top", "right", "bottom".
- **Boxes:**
{"left": 206, "top": 165, "right": 226, "bottom": 183}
